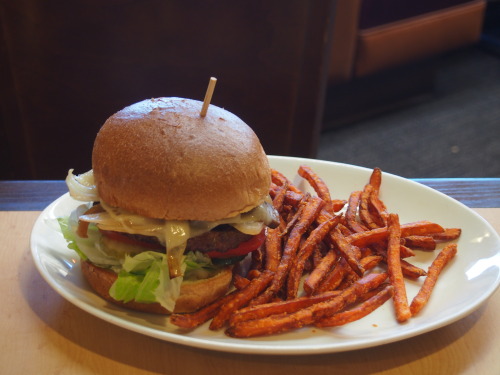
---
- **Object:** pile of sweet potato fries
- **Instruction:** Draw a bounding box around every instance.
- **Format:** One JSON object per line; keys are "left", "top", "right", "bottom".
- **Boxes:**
{"left": 170, "top": 166, "right": 460, "bottom": 338}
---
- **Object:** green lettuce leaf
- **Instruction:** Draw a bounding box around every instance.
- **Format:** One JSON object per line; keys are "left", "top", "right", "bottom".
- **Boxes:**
{"left": 58, "top": 211, "right": 228, "bottom": 311}
{"left": 57, "top": 217, "right": 88, "bottom": 261}
{"left": 109, "top": 251, "right": 185, "bottom": 311}
{"left": 58, "top": 207, "right": 122, "bottom": 267}
{"left": 184, "top": 251, "right": 215, "bottom": 272}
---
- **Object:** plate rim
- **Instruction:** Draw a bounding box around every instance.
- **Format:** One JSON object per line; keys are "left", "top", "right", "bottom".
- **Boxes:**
{"left": 29, "top": 156, "right": 500, "bottom": 355}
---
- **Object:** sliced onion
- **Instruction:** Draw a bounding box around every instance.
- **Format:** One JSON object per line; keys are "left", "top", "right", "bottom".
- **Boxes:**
{"left": 231, "top": 221, "right": 265, "bottom": 235}
{"left": 66, "top": 169, "right": 100, "bottom": 202}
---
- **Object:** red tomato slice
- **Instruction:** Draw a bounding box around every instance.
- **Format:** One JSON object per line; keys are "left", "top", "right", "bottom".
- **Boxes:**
{"left": 100, "top": 230, "right": 164, "bottom": 250}
{"left": 100, "top": 229, "right": 266, "bottom": 258}
{"left": 206, "top": 230, "right": 266, "bottom": 259}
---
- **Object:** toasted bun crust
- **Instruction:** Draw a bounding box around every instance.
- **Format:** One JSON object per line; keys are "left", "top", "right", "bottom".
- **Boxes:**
{"left": 92, "top": 97, "right": 270, "bottom": 221}
{"left": 81, "top": 260, "right": 233, "bottom": 314}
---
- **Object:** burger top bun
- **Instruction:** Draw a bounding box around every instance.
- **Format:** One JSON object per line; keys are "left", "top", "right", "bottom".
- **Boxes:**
{"left": 92, "top": 97, "right": 271, "bottom": 221}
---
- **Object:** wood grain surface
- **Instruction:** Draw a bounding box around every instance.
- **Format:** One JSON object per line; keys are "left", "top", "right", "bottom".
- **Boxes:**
{"left": 0, "top": 207, "right": 498, "bottom": 375}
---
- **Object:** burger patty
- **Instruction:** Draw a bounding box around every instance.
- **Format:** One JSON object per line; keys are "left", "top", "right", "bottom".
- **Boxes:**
{"left": 186, "top": 225, "right": 254, "bottom": 253}
{"left": 122, "top": 225, "right": 254, "bottom": 254}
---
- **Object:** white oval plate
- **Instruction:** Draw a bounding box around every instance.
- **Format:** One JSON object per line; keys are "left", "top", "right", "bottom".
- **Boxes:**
{"left": 30, "top": 156, "right": 500, "bottom": 355}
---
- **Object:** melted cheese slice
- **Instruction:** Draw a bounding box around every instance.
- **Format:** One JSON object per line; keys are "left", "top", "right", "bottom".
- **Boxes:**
{"left": 79, "top": 200, "right": 276, "bottom": 277}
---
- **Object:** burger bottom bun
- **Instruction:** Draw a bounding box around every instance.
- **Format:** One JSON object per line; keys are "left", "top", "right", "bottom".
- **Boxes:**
{"left": 81, "top": 261, "right": 233, "bottom": 314}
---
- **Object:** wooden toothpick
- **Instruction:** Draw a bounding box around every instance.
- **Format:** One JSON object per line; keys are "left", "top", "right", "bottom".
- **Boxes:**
{"left": 200, "top": 77, "right": 217, "bottom": 117}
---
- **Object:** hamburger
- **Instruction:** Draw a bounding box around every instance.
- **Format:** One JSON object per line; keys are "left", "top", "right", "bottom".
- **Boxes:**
{"left": 59, "top": 97, "right": 278, "bottom": 314}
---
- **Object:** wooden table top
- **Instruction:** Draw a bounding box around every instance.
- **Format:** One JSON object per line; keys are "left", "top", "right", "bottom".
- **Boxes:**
{"left": 1, "top": 179, "right": 499, "bottom": 375}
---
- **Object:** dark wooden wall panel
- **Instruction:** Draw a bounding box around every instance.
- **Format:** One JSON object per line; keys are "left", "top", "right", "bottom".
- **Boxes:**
{"left": 0, "top": 0, "right": 336, "bottom": 179}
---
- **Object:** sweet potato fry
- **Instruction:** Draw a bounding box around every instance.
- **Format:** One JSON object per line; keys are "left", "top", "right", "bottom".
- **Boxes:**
{"left": 303, "top": 249, "right": 337, "bottom": 295}
{"left": 431, "top": 228, "right": 462, "bottom": 242}
{"left": 403, "top": 235, "right": 436, "bottom": 250}
{"left": 399, "top": 245, "right": 416, "bottom": 258}
{"left": 315, "top": 284, "right": 394, "bottom": 327}
{"left": 331, "top": 227, "right": 364, "bottom": 277}
{"left": 271, "top": 169, "right": 302, "bottom": 194}
{"left": 250, "top": 246, "right": 264, "bottom": 271}
{"left": 287, "top": 216, "right": 339, "bottom": 299}
{"left": 298, "top": 165, "right": 334, "bottom": 213}
{"left": 301, "top": 216, "right": 340, "bottom": 262}
{"left": 246, "top": 269, "right": 262, "bottom": 280}
{"left": 368, "top": 167, "right": 383, "bottom": 193}
{"left": 337, "top": 222, "right": 354, "bottom": 237}
{"left": 399, "top": 221, "right": 446, "bottom": 237}
{"left": 209, "top": 270, "right": 274, "bottom": 330}
{"left": 269, "top": 189, "right": 304, "bottom": 209}
{"left": 335, "top": 272, "right": 358, "bottom": 290}
{"left": 229, "top": 290, "right": 341, "bottom": 326}
{"left": 318, "top": 270, "right": 388, "bottom": 311}
{"left": 357, "top": 168, "right": 386, "bottom": 229}
{"left": 226, "top": 273, "right": 388, "bottom": 338}
{"left": 264, "top": 228, "right": 281, "bottom": 272}
{"left": 281, "top": 196, "right": 307, "bottom": 236}
{"left": 269, "top": 182, "right": 279, "bottom": 198}
{"left": 369, "top": 189, "right": 388, "bottom": 227}
{"left": 372, "top": 242, "right": 415, "bottom": 259}
{"left": 386, "top": 213, "right": 411, "bottom": 322}
{"left": 360, "top": 254, "right": 384, "bottom": 271}
{"left": 315, "top": 257, "right": 349, "bottom": 294}
{"left": 401, "top": 260, "right": 428, "bottom": 278}
{"left": 272, "top": 181, "right": 289, "bottom": 212}
{"left": 371, "top": 243, "right": 426, "bottom": 278}
{"left": 345, "top": 191, "right": 368, "bottom": 233}
{"left": 360, "top": 246, "right": 375, "bottom": 258}
{"left": 233, "top": 273, "right": 251, "bottom": 290}
{"left": 410, "top": 243, "right": 458, "bottom": 316}
{"left": 170, "top": 290, "right": 238, "bottom": 329}
{"left": 335, "top": 255, "right": 382, "bottom": 290}
{"left": 281, "top": 190, "right": 304, "bottom": 208}
{"left": 336, "top": 255, "right": 383, "bottom": 290}
{"left": 347, "top": 221, "right": 445, "bottom": 248}
{"left": 316, "top": 207, "right": 334, "bottom": 224}
{"left": 359, "top": 184, "right": 380, "bottom": 230}
{"left": 312, "top": 244, "right": 325, "bottom": 269}
{"left": 331, "top": 199, "right": 347, "bottom": 212}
